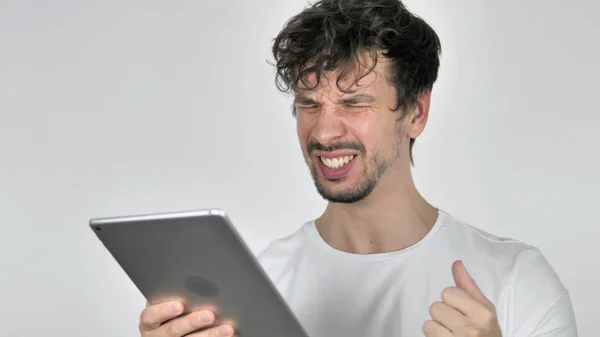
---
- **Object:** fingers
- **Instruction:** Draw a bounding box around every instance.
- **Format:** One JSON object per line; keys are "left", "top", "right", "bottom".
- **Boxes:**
{"left": 441, "top": 287, "right": 497, "bottom": 329}
{"left": 452, "top": 261, "right": 478, "bottom": 293}
{"left": 422, "top": 319, "right": 453, "bottom": 337}
{"left": 139, "top": 302, "right": 231, "bottom": 337}
{"left": 425, "top": 261, "right": 501, "bottom": 335}
{"left": 186, "top": 324, "right": 235, "bottom": 337}
{"left": 157, "top": 310, "right": 217, "bottom": 337}
{"left": 140, "top": 301, "right": 185, "bottom": 331}
{"left": 441, "top": 286, "right": 488, "bottom": 317}
{"left": 428, "top": 301, "right": 467, "bottom": 333}
{"left": 451, "top": 261, "right": 492, "bottom": 307}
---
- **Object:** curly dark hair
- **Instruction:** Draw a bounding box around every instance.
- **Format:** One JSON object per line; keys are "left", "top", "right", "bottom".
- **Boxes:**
{"left": 271, "top": 0, "right": 442, "bottom": 164}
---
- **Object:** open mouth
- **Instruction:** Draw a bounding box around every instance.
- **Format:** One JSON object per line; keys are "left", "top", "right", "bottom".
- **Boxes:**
{"left": 317, "top": 154, "right": 357, "bottom": 180}
{"left": 319, "top": 155, "right": 355, "bottom": 169}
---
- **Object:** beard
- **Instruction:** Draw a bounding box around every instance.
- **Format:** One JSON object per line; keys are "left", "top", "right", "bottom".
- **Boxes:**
{"left": 306, "top": 138, "right": 403, "bottom": 204}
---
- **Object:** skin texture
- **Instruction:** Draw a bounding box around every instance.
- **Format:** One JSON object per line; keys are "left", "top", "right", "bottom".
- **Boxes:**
{"left": 296, "top": 61, "right": 405, "bottom": 204}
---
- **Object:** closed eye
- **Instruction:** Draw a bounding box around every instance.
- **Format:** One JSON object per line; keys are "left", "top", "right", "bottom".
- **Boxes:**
{"left": 296, "top": 104, "right": 319, "bottom": 110}
{"left": 344, "top": 104, "right": 370, "bottom": 110}
{"left": 293, "top": 93, "right": 319, "bottom": 108}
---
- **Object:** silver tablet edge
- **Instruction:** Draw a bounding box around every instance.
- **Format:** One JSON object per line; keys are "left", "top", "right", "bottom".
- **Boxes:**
{"left": 90, "top": 208, "right": 226, "bottom": 225}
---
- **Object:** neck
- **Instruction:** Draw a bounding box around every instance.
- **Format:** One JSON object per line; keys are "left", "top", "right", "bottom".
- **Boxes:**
{"left": 315, "top": 167, "right": 438, "bottom": 255}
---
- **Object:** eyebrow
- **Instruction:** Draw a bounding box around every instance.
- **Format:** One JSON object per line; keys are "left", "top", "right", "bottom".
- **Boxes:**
{"left": 293, "top": 93, "right": 377, "bottom": 105}
{"left": 293, "top": 93, "right": 318, "bottom": 105}
{"left": 338, "top": 94, "right": 377, "bottom": 105}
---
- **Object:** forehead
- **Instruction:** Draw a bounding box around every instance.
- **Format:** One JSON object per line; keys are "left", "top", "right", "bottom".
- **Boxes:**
{"left": 295, "top": 53, "right": 393, "bottom": 96}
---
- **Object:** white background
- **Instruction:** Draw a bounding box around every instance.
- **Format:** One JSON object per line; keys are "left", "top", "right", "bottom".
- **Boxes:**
{"left": 1, "top": 0, "right": 598, "bottom": 336}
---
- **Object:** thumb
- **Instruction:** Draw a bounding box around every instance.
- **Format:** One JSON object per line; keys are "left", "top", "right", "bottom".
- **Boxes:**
{"left": 452, "top": 260, "right": 486, "bottom": 300}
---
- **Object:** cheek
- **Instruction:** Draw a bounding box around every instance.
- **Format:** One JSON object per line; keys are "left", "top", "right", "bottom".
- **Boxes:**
{"left": 352, "top": 113, "right": 400, "bottom": 156}
{"left": 352, "top": 114, "right": 379, "bottom": 147}
{"left": 296, "top": 118, "right": 312, "bottom": 152}
{"left": 354, "top": 115, "right": 375, "bottom": 134}
{"left": 296, "top": 113, "right": 317, "bottom": 139}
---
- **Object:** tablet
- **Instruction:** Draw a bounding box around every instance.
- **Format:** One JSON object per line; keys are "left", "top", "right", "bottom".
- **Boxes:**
{"left": 90, "top": 208, "right": 309, "bottom": 337}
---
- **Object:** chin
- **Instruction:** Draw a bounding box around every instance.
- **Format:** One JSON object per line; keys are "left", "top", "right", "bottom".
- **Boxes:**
{"left": 313, "top": 177, "right": 377, "bottom": 204}
{"left": 316, "top": 188, "right": 370, "bottom": 204}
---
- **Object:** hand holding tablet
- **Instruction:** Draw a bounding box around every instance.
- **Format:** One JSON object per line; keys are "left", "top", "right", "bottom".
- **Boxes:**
{"left": 139, "top": 300, "right": 234, "bottom": 337}
{"left": 90, "top": 209, "right": 309, "bottom": 337}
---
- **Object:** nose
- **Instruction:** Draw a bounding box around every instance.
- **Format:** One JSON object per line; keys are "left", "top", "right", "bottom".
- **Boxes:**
{"left": 310, "top": 107, "right": 346, "bottom": 146}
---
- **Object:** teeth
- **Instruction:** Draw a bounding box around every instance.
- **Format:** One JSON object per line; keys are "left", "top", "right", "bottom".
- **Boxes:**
{"left": 320, "top": 155, "right": 354, "bottom": 169}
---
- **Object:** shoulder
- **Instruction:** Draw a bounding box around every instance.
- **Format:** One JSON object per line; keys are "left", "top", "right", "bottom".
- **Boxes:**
{"left": 439, "top": 211, "right": 577, "bottom": 335}
{"left": 439, "top": 210, "right": 567, "bottom": 293}
{"left": 439, "top": 210, "right": 532, "bottom": 257}
{"left": 439, "top": 211, "right": 560, "bottom": 279}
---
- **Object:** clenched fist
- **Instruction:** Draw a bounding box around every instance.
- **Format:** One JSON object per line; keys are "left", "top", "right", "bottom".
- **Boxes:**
{"left": 423, "top": 261, "right": 503, "bottom": 337}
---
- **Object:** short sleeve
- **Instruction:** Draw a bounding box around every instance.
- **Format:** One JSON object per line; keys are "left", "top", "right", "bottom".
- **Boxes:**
{"left": 511, "top": 247, "right": 578, "bottom": 337}
{"left": 528, "top": 292, "right": 577, "bottom": 336}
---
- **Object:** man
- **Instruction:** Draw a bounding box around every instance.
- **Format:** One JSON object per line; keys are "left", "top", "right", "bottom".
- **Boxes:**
{"left": 138, "top": 0, "right": 577, "bottom": 336}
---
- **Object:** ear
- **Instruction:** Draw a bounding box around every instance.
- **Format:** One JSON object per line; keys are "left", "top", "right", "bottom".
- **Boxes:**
{"left": 405, "top": 91, "right": 431, "bottom": 139}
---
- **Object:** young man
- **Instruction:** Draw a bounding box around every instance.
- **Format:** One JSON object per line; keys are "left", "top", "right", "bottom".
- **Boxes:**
{"left": 138, "top": 1, "right": 577, "bottom": 336}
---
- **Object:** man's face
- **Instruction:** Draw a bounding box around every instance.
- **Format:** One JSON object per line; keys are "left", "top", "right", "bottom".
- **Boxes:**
{"left": 295, "top": 57, "right": 412, "bottom": 203}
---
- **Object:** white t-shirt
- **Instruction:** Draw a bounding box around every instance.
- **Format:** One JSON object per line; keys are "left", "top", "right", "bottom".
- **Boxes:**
{"left": 257, "top": 209, "right": 577, "bottom": 337}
